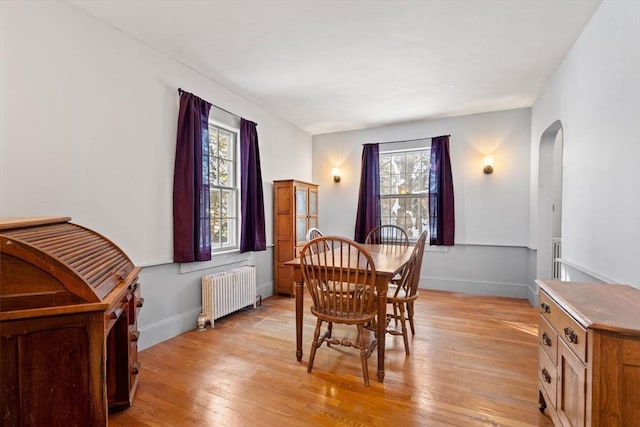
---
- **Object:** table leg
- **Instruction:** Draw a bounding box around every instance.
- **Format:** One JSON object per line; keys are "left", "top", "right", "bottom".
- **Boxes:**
{"left": 377, "top": 290, "right": 386, "bottom": 382}
{"left": 295, "top": 279, "right": 304, "bottom": 361}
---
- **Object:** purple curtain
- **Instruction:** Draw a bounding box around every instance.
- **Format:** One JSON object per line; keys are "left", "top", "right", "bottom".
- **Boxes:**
{"left": 428, "top": 135, "right": 455, "bottom": 246}
{"left": 239, "top": 119, "right": 266, "bottom": 253}
{"left": 173, "top": 91, "right": 212, "bottom": 262}
{"left": 354, "top": 143, "right": 381, "bottom": 243}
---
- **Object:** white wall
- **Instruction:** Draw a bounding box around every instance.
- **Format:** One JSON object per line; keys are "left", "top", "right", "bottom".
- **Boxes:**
{"left": 313, "top": 108, "right": 533, "bottom": 299}
{"left": 530, "top": 0, "right": 640, "bottom": 288}
{"left": 0, "top": 0, "right": 311, "bottom": 348}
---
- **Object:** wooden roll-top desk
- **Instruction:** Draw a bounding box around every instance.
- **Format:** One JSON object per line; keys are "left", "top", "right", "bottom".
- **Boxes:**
{"left": 0, "top": 217, "right": 143, "bottom": 426}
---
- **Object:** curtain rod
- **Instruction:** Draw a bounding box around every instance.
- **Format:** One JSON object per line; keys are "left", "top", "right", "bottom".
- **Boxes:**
{"left": 177, "top": 88, "right": 241, "bottom": 120}
{"left": 364, "top": 135, "right": 450, "bottom": 146}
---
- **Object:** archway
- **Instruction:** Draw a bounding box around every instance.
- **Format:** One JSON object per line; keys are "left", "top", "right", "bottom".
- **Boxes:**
{"left": 537, "top": 120, "right": 563, "bottom": 281}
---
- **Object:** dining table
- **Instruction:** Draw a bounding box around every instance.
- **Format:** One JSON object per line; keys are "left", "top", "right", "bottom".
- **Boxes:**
{"left": 284, "top": 242, "right": 415, "bottom": 383}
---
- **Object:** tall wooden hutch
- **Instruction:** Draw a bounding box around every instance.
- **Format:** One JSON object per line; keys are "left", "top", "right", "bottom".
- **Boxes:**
{"left": 0, "top": 217, "right": 143, "bottom": 426}
{"left": 273, "top": 180, "right": 318, "bottom": 296}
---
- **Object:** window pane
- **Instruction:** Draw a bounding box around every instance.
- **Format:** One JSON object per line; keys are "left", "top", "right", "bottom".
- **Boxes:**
{"left": 209, "top": 128, "right": 218, "bottom": 155}
{"left": 227, "top": 219, "right": 237, "bottom": 247}
{"left": 220, "top": 218, "right": 234, "bottom": 246}
{"left": 380, "top": 155, "right": 391, "bottom": 194}
{"left": 391, "top": 154, "right": 404, "bottom": 175}
{"left": 219, "top": 159, "right": 234, "bottom": 187}
{"left": 218, "top": 130, "right": 231, "bottom": 159}
{"left": 220, "top": 189, "right": 237, "bottom": 218}
{"left": 210, "top": 189, "right": 220, "bottom": 219}
{"left": 380, "top": 197, "right": 392, "bottom": 217}
{"left": 380, "top": 174, "right": 390, "bottom": 195}
{"left": 211, "top": 218, "right": 221, "bottom": 247}
{"left": 210, "top": 156, "right": 219, "bottom": 186}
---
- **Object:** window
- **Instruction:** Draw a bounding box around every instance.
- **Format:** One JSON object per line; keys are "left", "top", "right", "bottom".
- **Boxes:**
{"left": 208, "top": 122, "right": 239, "bottom": 252}
{"left": 379, "top": 147, "right": 430, "bottom": 240}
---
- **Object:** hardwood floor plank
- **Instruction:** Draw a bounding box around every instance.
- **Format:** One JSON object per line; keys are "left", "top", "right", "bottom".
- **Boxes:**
{"left": 110, "top": 290, "right": 553, "bottom": 426}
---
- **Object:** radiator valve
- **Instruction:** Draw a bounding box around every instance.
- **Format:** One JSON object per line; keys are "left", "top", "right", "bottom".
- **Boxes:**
{"left": 196, "top": 312, "right": 208, "bottom": 331}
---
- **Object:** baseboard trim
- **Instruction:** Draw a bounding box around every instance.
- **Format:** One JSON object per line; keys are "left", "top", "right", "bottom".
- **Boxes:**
{"left": 421, "top": 276, "right": 529, "bottom": 299}
{"left": 256, "top": 282, "right": 274, "bottom": 299}
{"left": 138, "top": 307, "right": 201, "bottom": 350}
{"left": 139, "top": 281, "right": 274, "bottom": 351}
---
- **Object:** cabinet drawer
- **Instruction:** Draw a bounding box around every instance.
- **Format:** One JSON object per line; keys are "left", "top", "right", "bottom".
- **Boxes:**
{"left": 538, "top": 346, "right": 557, "bottom": 408}
{"left": 539, "top": 291, "right": 587, "bottom": 363}
{"left": 539, "top": 316, "right": 557, "bottom": 365}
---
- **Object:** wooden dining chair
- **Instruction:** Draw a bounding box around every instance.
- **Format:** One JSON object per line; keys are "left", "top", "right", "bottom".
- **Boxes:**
{"left": 300, "top": 236, "right": 378, "bottom": 386}
{"left": 365, "top": 225, "right": 410, "bottom": 322}
{"left": 385, "top": 230, "right": 427, "bottom": 355}
{"left": 364, "top": 224, "right": 410, "bottom": 247}
{"left": 305, "top": 227, "right": 331, "bottom": 254}
{"left": 305, "top": 227, "right": 323, "bottom": 241}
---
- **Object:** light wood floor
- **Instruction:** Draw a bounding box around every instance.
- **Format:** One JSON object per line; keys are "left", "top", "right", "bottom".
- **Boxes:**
{"left": 110, "top": 290, "right": 554, "bottom": 426}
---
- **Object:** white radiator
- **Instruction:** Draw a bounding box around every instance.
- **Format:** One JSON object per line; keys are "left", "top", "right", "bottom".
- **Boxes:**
{"left": 552, "top": 238, "right": 562, "bottom": 279}
{"left": 201, "top": 265, "right": 256, "bottom": 327}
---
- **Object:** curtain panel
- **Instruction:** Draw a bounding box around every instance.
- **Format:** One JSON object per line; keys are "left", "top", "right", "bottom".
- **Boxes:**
{"left": 173, "top": 91, "right": 212, "bottom": 262}
{"left": 354, "top": 143, "right": 381, "bottom": 243}
{"left": 428, "top": 135, "right": 455, "bottom": 246}
{"left": 239, "top": 118, "right": 267, "bottom": 252}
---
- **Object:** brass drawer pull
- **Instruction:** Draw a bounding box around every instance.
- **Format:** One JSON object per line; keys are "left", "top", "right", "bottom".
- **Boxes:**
{"left": 136, "top": 297, "right": 145, "bottom": 308}
{"left": 540, "top": 302, "right": 551, "bottom": 314}
{"left": 564, "top": 327, "right": 578, "bottom": 344}
{"left": 541, "top": 368, "right": 552, "bottom": 384}
{"left": 541, "top": 332, "right": 552, "bottom": 347}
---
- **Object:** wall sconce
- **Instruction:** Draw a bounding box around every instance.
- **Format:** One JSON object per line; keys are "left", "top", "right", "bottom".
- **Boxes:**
{"left": 483, "top": 156, "right": 494, "bottom": 174}
{"left": 331, "top": 167, "right": 341, "bottom": 183}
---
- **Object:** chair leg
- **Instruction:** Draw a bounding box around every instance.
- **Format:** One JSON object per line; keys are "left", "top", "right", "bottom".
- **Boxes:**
{"left": 308, "top": 319, "right": 323, "bottom": 373}
{"left": 327, "top": 322, "right": 333, "bottom": 347}
{"left": 392, "top": 303, "right": 398, "bottom": 326}
{"left": 407, "top": 301, "right": 416, "bottom": 335}
{"left": 398, "top": 304, "right": 410, "bottom": 355}
{"left": 357, "top": 324, "right": 370, "bottom": 386}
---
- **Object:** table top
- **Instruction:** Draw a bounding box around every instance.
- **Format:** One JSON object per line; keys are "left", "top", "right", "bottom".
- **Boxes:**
{"left": 284, "top": 242, "right": 414, "bottom": 277}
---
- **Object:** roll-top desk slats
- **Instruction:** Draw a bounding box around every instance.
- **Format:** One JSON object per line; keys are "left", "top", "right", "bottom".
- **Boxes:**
{"left": 0, "top": 217, "right": 143, "bottom": 426}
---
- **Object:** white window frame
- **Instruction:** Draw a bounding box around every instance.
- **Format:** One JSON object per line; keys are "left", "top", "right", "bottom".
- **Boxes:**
{"left": 208, "top": 119, "right": 240, "bottom": 254}
{"left": 379, "top": 145, "right": 431, "bottom": 241}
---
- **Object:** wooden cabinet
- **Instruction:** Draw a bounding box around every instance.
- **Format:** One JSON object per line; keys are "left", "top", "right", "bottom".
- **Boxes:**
{"left": 273, "top": 180, "right": 318, "bottom": 296}
{"left": 536, "top": 280, "right": 640, "bottom": 426}
{"left": 0, "top": 217, "right": 143, "bottom": 426}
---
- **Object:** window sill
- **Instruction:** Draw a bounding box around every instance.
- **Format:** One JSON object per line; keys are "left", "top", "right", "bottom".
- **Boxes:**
{"left": 178, "top": 250, "right": 250, "bottom": 274}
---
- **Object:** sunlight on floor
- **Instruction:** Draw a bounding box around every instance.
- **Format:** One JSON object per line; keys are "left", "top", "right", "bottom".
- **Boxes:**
{"left": 496, "top": 320, "right": 538, "bottom": 336}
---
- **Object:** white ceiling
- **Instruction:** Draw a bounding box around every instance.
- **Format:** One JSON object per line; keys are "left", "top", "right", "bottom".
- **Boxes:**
{"left": 67, "top": 0, "right": 600, "bottom": 135}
